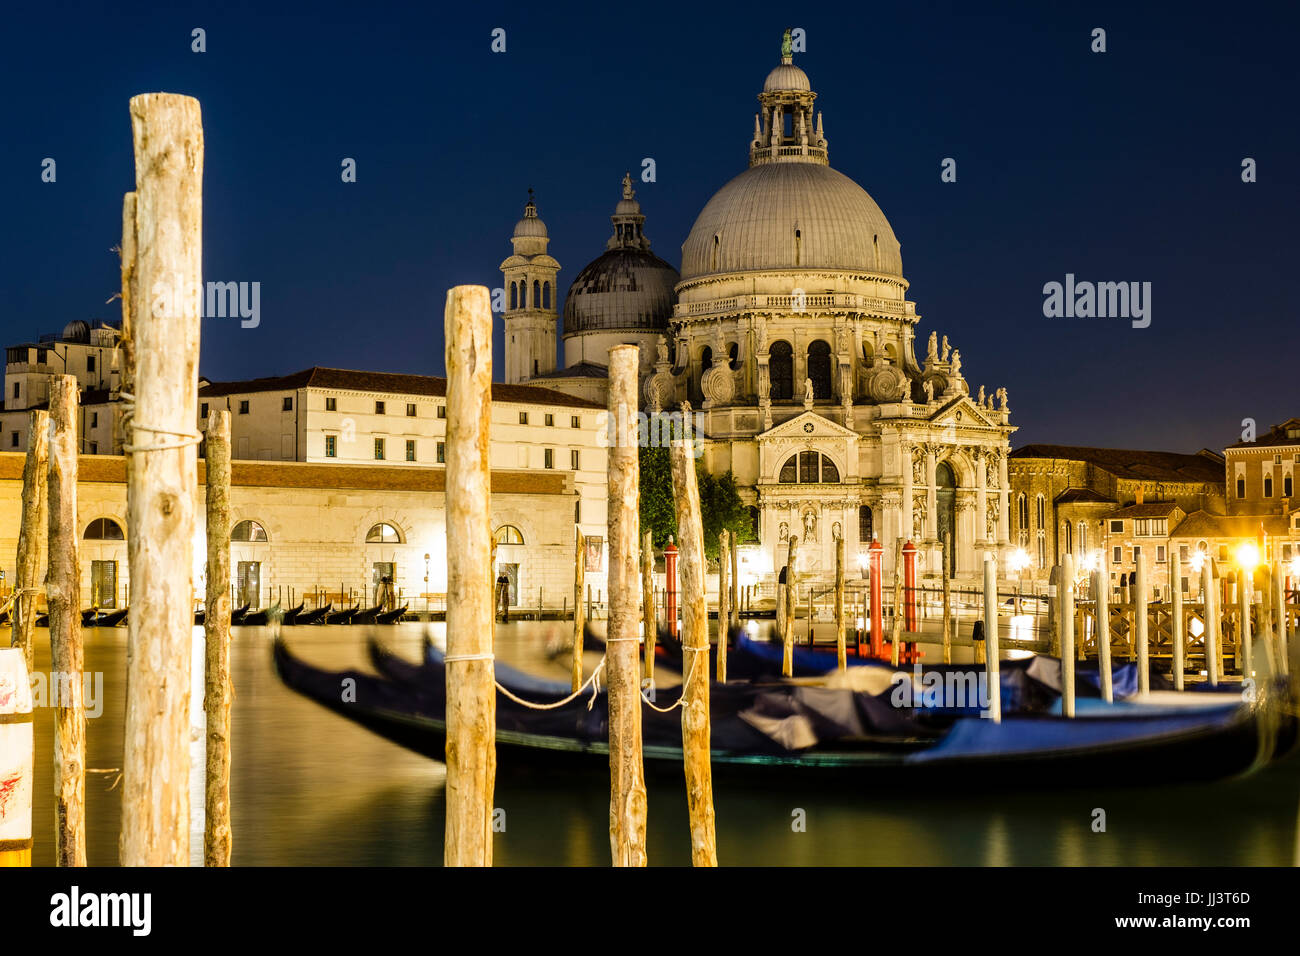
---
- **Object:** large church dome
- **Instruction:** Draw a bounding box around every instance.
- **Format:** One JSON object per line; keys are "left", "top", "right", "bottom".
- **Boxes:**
{"left": 680, "top": 163, "right": 902, "bottom": 280}
{"left": 564, "top": 174, "right": 679, "bottom": 336}
{"left": 678, "top": 49, "right": 903, "bottom": 284}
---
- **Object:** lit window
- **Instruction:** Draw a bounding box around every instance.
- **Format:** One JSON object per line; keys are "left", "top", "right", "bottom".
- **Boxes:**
{"left": 544, "top": 448, "right": 554, "bottom": 469}
{"left": 493, "top": 525, "right": 525, "bottom": 545}
{"left": 325, "top": 435, "right": 336, "bottom": 458}
{"left": 405, "top": 439, "right": 416, "bottom": 462}
{"left": 437, "top": 441, "right": 445, "bottom": 463}
{"left": 84, "top": 518, "right": 125, "bottom": 540}
{"left": 230, "top": 520, "right": 268, "bottom": 542}
{"left": 570, "top": 449, "right": 579, "bottom": 469}
{"left": 375, "top": 438, "right": 385, "bottom": 460}
{"left": 366, "top": 523, "right": 401, "bottom": 543}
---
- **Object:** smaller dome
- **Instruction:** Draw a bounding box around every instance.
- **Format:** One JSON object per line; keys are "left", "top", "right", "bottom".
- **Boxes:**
{"left": 614, "top": 198, "right": 641, "bottom": 216}
{"left": 763, "top": 62, "right": 810, "bottom": 92}
{"left": 61, "top": 320, "right": 90, "bottom": 342}
{"left": 512, "top": 190, "right": 548, "bottom": 239}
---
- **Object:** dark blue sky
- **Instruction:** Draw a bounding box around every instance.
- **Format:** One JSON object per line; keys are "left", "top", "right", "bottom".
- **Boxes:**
{"left": 3, "top": 1, "right": 1296, "bottom": 452}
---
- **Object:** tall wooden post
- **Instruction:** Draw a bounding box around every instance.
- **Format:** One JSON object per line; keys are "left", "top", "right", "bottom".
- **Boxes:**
{"left": 1203, "top": 558, "right": 1220, "bottom": 687}
{"left": 48, "top": 377, "right": 86, "bottom": 866}
{"left": 1134, "top": 550, "right": 1149, "bottom": 695}
{"left": 203, "top": 409, "right": 233, "bottom": 866}
{"left": 10, "top": 410, "right": 49, "bottom": 674}
{"left": 1240, "top": 566, "right": 1253, "bottom": 681}
{"left": 782, "top": 536, "right": 798, "bottom": 677}
{"left": 0, "top": 648, "right": 34, "bottom": 866}
{"left": 834, "top": 536, "right": 846, "bottom": 671}
{"left": 670, "top": 440, "right": 717, "bottom": 866}
{"left": 729, "top": 533, "right": 740, "bottom": 631}
{"left": 642, "top": 530, "right": 655, "bottom": 681}
{"left": 716, "top": 530, "right": 729, "bottom": 683}
{"left": 120, "top": 93, "right": 203, "bottom": 867}
{"left": 983, "top": 553, "right": 1001, "bottom": 723}
{"left": 571, "top": 529, "right": 586, "bottom": 692}
{"left": 442, "top": 285, "right": 497, "bottom": 867}
{"left": 1060, "top": 554, "right": 1075, "bottom": 717}
{"left": 889, "top": 538, "right": 904, "bottom": 667}
{"left": 1170, "top": 551, "right": 1184, "bottom": 691}
{"left": 941, "top": 532, "right": 953, "bottom": 664}
{"left": 1092, "top": 570, "right": 1113, "bottom": 703}
{"left": 1274, "top": 559, "right": 1289, "bottom": 678}
{"left": 606, "top": 347, "right": 647, "bottom": 866}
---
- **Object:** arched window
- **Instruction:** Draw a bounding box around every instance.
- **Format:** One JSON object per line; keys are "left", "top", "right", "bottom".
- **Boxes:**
{"left": 510, "top": 282, "right": 517, "bottom": 310}
{"left": 696, "top": 346, "right": 713, "bottom": 404}
{"left": 493, "top": 525, "right": 525, "bottom": 545}
{"left": 532, "top": 280, "right": 540, "bottom": 309}
{"left": 794, "top": 229, "right": 802, "bottom": 267}
{"left": 366, "top": 523, "right": 402, "bottom": 544}
{"left": 84, "top": 518, "right": 124, "bottom": 540}
{"left": 1016, "top": 494, "right": 1028, "bottom": 529}
{"left": 711, "top": 234, "right": 720, "bottom": 271}
{"left": 859, "top": 505, "right": 873, "bottom": 543}
{"left": 807, "top": 340, "right": 832, "bottom": 400}
{"left": 1035, "top": 494, "right": 1045, "bottom": 529}
{"left": 542, "top": 282, "right": 551, "bottom": 310}
{"left": 230, "top": 519, "right": 268, "bottom": 542}
{"left": 1063, "top": 521, "right": 1073, "bottom": 555}
{"left": 770, "top": 341, "right": 793, "bottom": 401}
{"left": 779, "top": 452, "right": 840, "bottom": 484}
{"left": 1078, "top": 521, "right": 1088, "bottom": 553}
{"left": 728, "top": 342, "right": 740, "bottom": 371}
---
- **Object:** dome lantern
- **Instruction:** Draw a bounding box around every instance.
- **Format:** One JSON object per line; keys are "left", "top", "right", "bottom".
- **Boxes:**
{"left": 750, "top": 37, "right": 827, "bottom": 168}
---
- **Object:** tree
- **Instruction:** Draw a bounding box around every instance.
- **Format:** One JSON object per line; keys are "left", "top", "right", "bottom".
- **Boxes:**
{"left": 639, "top": 443, "right": 752, "bottom": 564}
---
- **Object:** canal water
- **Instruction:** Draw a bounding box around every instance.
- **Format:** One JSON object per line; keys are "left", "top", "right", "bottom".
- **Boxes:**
{"left": 27, "top": 621, "right": 1300, "bottom": 866}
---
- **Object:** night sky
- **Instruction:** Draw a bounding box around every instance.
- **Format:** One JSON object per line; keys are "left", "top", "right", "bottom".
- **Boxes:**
{"left": 3, "top": 1, "right": 1296, "bottom": 452}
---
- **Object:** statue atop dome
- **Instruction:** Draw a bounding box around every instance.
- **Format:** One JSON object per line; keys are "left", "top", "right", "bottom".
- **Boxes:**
{"left": 781, "top": 28, "right": 793, "bottom": 61}
{"left": 622, "top": 171, "right": 635, "bottom": 201}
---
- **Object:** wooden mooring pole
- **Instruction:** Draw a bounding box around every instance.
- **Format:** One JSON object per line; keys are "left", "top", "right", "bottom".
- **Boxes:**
{"left": 1203, "top": 559, "right": 1220, "bottom": 686}
{"left": 782, "top": 536, "right": 797, "bottom": 677}
{"left": 983, "top": 553, "right": 1001, "bottom": 723}
{"left": 443, "top": 285, "right": 497, "bottom": 867}
{"left": 729, "top": 533, "right": 740, "bottom": 631}
{"left": 572, "top": 528, "right": 585, "bottom": 692}
{"left": 1240, "top": 565, "right": 1254, "bottom": 681}
{"left": 889, "top": 537, "right": 904, "bottom": 667}
{"left": 716, "top": 529, "right": 729, "bottom": 684}
{"left": 941, "top": 533, "right": 952, "bottom": 664}
{"left": 670, "top": 438, "right": 717, "bottom": 866}
{"left": 11, "top": 409, "right": 48, "bottom": 674}
{"left": 606, "top": 346, "right": 647, "bottom": 866}
{"left": 1170, "top": 551, "right": 1184, "bottom": 692}
{"left": 120, "top": 93, "right": 204, "bottom": 867}
{"left": 203, "top": 409, "right": 233, "bottom": 866}
{"left": 1060, "top": 554, "right": 1075, "bottom": 717}
{"left": 642, "top": 530, "right": 655, "bottom": 681}
{"left": 834, "top": 535, "right": 846, "bottom": 671}
{"left": 1274, "top": 559, "right": 1289, "bottom": 678}
{"left": 1092, "top": 569, "right": 1113, "bottom": 703}
{"left": 48, "top": 376, "right": 86, "bottom": 866}
{"left": 1134, "top": 550, "right": 1149, "bottom": 695}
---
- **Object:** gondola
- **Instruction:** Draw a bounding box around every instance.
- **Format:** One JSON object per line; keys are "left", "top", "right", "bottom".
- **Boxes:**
{"left": 273, "top": 636, "right": 1285, "bottom": 786}
{"left": 85, "top": 607, "right": 129, "bottom": 627}
{"left": 375, "top": 605, "right": 408, "bottom": 625}
{"left": 282, "top": 602, "right": 307, "bottom": 626}
{"left": 325, "top": 605, "right": 359, "bottom": 625}
{"left": 242, "top": 602, "right": 303, "bottom": 627}
{"left": 351, "top": 604, "right": 385, "bottom": 626}
{"left": 229, "top": 603, "right": 253, "bottom": 626}
{"left": 296, "top": 604, "right": 333, "bottom": 626}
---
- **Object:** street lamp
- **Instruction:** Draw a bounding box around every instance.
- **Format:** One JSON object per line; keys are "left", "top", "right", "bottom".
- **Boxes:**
{"left": 1007, "top": 547, "right": 1030, "bottom": 614}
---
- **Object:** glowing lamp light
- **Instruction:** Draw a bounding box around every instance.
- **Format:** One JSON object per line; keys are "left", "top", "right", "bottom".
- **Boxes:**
{"left": 1289, "top": 555, "right": 1300, "bottom": 580}
{"left": 1189, "top": 550, "right": 1206, "bottom": 573}
{"left": 856, "top": 551, "right": 870, "bottom": 571}
{"left": 1007, "top": 548, "right": 1030, "bottom": 574}
{"left": 1235, "top": 542, "right": 1260, "bottom": 575}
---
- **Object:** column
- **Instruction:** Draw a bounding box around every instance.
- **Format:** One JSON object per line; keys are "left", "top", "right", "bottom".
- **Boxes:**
{"left": 975, "top": 450, "right": 988, "bottom": 546}
{"left": 997, "top": 450, "right": 1011, "bottom": 545}
{"left": 925, "top": 446, "right": 938, "bottom": 543}
{"left": 901, "top": 440, "right": 914, "bottom": 543}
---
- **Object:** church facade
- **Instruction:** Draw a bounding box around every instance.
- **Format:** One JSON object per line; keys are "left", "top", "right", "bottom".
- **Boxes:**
{"left": 503, "top": 42, "right": 1016, "bottom": 584}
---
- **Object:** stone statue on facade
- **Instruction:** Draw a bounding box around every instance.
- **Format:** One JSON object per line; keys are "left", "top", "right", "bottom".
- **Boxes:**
{"left": 922, "top": 379, "right": 934, "bottom": 402}
{"left": 950, "top": 350, "right": 962, "bottom": 378}
{"left": 802, "top": 509, "right": 817, "bottom": 542}
{"left": 977, "top": 385, "right": 985, "bottom": 406}
{"left": 656, "top": 335, "right": 669, "bottom": 365}
{"left": 778, "top": 521, "right": 789, "bottom": 543}
{"left": 997, "top": 387, "right": 1009, "bottom": 412}
{"left": 752, "top": 314, "right": 767, "bottom": 353}
{"left": 926, "top": 331, "right": 938, "bottom": 365}
{"left": 803, "top": 377, "right": 814, "bottom": 409}
{"left": 940, "top": 335, "right": 950, "bottom": 363}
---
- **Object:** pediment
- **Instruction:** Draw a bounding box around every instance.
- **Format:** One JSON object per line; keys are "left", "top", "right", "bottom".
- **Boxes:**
{"left": 758, "top": 410, "right": 859, "bottom": 442}
{"left": 929, "top": 395, "right": 999, "bottom": 429}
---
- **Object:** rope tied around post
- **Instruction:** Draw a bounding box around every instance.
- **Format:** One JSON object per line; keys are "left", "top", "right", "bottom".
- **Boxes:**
{"left": 118, "top": 390, "right": 204, "bottom": 453}
{"left": 445, "top": 651, "right": 609, "bottom": 711}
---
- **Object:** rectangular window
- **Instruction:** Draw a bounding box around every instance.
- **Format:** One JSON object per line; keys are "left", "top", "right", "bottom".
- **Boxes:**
{"left": 375, "top": 401, "right": 385, "bottom": 415}
{"left": 90, "top": 412, "right": 98, "bottom": 428}
{"left": 1133, "top": 545, "right": 1142, "bottom": 559}
{"left": 437, "top": 405, "right": 446, "bottom": 419}
{"left": 406, "top": 403, "right": 416, "bottom": 417}
{"left": 9, "top": 432, "right": 17, "bottom": 448}
{"left": 437, "top": 441, "right": 445, "bottom": 463}
{"left": 200, "top": 402, "right": 209, "bottom": 418}
{"left": 405, "top": 439, "right": 416, "bottom": 461}
{"left": 87, "top": 355, "right": 96, "bottom": 372}
{"left": 283, "top": 396, "right": 293, "bottom": 411}
{"left": 374, "top": 438, "right": 385, "bottom": 460}
{"left": 89, "top": 441, "right": 97, "bottom": 454}
{"left": 519, "top": 411, "right": 528, "bottom": 425}
{"left": 575, "top": 500, "right": 581, "bottom": 523}
{"left": 1236, "top": 477, "right": 1246, "bottom": 498}
{"left": 544, "top": 448, "right": 554, "bottom": 469}
{"left": 12, "top": 382, "right": 18, "bottom": 399}
{"left": 570, "top": 449, "right": 580, "bottom": 470}
{"left": 325, "top": 435, "right": 337, "bottom": 458}
{"left": 1179, "top": 545, "right": 1189, "bottom": 562}
{"left": 571, "top": 415, "right": 580, "bottom": 428}
{"left": 326, "top": 397, "right": 337, "bottom": 411}
{"left": 239, "top": 400, "right": 249, "bottom": 415}
{"left": 1264, "top": 476, "right": 1274, "bottom": 498}
{"left": 1157, "top": 545, "right": 1166, "bottom": 562}
{"left": 1285, "top": 475, "right": 1294, "bottom": 497}
{"left": 1112, "top": 546, "right": 1122, "bottom": 563}
{"left": 545, "top": 413, "right": 554, "bottom": 426}
{"left": 1109, "top": 520, "right": 1124, "bottom": 533}
{"left": 1135, "top": 519, "right": 1149, "bottom": 536}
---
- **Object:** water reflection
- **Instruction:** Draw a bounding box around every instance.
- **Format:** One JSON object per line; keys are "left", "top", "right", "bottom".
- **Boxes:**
{"left": 24, "top": 621, "right": 1300, "bottom": 865}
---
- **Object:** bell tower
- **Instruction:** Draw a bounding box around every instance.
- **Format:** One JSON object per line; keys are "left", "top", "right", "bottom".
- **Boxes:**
{"left": 500, "top": 190, "right": 560, "bottom": 384}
